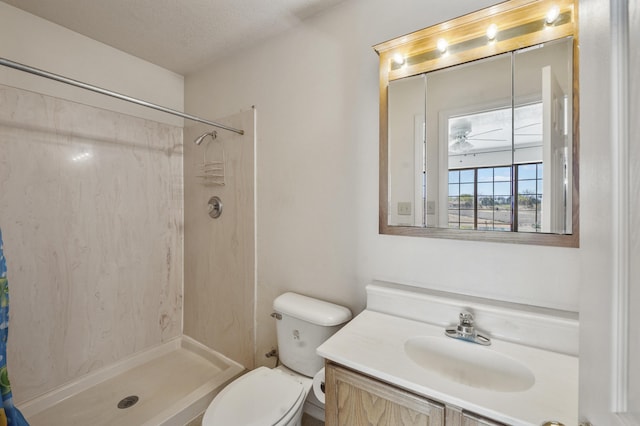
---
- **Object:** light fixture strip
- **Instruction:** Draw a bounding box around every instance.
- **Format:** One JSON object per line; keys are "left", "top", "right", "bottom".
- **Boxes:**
{"left": 390, "top": 10, "right": 572, "bottom": 72}
{"left": 381, "top": 0, "right": 576, "bottom": 80}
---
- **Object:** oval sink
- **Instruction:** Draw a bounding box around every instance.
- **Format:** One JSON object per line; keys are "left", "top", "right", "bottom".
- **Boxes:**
{"left": 404, "top": 336, "right": 535, "bottom": 392}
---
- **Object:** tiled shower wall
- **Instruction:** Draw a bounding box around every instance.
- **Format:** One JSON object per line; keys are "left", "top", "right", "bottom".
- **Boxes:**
{"left": 183, "top": 109, "right": 256, "bottom": 369}
{"left": 0, "top": 84, "right": 184, "bottom": 403}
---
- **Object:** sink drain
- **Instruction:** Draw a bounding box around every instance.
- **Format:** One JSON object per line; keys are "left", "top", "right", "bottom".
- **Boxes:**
{"left": 117, "top": 395, "right": 139, "bottom": 409}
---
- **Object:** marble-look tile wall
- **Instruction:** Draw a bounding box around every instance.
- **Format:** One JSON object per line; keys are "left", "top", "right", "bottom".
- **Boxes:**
{"left": 183, "top": 109, "right": 255, "bottom": 369}
{"left": 0, "top": 85, "right": 183, "bottom": 403}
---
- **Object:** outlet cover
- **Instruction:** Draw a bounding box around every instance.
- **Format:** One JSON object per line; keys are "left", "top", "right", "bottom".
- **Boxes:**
{"left": 397, "top": 202, "right": 412, "bottom": 215}
{"left": 427, "top": 201, "right": 436, "bottom": 215}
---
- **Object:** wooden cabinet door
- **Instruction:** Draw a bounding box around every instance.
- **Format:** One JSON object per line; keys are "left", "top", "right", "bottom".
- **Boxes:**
{"left": 325, "top": 363, "right": 445, "bottom": 426}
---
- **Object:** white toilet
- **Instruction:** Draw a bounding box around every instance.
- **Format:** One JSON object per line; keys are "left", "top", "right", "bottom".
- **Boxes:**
{"left": 202, "top": 292, "right": 352, "bottom": 426}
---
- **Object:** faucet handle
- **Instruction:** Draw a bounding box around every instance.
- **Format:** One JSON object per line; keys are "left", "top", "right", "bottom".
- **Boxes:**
{"left": 446, "top": 310, "right": 491, "bottom": 346}
{"left": 459, "top": 310, "right": 474, "bottom": 325}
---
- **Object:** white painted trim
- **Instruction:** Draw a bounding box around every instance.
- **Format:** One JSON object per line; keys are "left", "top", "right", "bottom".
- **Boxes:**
{"left": 611, "top": 0, "right": 631, "bottom": 415}
{"left": 252, "top": 106, "right": 259, "bottom": 369}
{"left": 414, "top": 113, "right": 425, "bottom": 226}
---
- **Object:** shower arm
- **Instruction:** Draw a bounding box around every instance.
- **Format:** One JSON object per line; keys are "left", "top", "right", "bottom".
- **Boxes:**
{"left": 0, "top": 57, "right": 244, "bottom": 136}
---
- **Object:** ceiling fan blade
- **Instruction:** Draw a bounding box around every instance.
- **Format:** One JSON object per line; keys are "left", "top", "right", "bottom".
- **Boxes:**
{"left": 514, "top": 122, "right": 541, "bottom": 130}
{"left": 467, "top": 138, "right": 508, "bottom": 142}
{"left": 466, "top": 127, "right": 503, "bottom": 138}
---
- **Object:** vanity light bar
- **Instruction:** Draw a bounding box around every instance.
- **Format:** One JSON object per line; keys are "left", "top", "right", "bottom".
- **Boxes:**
{"left": 376, "top": 0, "right": 576, "bottom": 80}
{"left": 389, "top": 10, "right": 572, "bottom": 72}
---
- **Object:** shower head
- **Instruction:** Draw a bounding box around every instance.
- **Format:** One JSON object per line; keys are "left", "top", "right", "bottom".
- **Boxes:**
{"left": 194, "top": 130, "right": 217, "bottom": 145}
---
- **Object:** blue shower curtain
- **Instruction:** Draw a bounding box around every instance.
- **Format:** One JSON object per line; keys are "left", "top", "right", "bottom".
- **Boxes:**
{"left": 0, "top": 229, "right": 28, "bottom": 426}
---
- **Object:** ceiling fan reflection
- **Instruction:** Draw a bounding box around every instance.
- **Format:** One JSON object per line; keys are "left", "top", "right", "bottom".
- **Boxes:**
{"left": 449, "top": 127, "right": 504, "bottom": 153}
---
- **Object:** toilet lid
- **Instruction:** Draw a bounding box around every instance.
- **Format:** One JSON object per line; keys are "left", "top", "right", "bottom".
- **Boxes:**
{"left": 203, "top": 367, "right": 305, "bottom": 426}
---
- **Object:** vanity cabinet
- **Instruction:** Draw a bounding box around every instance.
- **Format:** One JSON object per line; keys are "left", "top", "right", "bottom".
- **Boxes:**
{"left": 325, "top": 363, "right": 507, "bottom": 426}
{"left": 325, "top": 363, "right": 445, "bottom": 425}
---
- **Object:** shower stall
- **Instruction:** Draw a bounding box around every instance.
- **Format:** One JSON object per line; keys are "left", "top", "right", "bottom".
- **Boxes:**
{"left": 0, "top": 56, "right": 256, "bottom": 424}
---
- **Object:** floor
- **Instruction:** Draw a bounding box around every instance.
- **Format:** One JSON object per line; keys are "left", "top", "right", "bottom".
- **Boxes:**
{"left": 302, "top": 413, "right": 325, "bottom": 426}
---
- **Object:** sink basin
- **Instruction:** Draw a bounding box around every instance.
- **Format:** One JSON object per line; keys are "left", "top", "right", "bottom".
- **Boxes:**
{"left": 404, "top": 336, "right": 535, "bottom": 392}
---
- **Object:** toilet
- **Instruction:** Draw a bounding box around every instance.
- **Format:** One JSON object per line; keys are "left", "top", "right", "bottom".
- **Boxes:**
{"left": 202, "top": 292, "right": 352, "bottom": 426}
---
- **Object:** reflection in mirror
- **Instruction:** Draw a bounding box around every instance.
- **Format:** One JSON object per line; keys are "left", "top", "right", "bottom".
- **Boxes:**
{"left": 430, "top": 53, "right": 512, "bottom": 231}
{"left": 388, "top": 75, "right": 425, "bottom": 226}
{"left": 386, "top": 37, "right": 574, "bottom": 239}
{"left": 514, "top": 38, "right": 573, "bottom": 234}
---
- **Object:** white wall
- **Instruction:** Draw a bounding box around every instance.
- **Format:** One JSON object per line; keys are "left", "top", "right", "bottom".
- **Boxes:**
{"left": 186, "top": 0, "right": 582, "bottom": 367}
{"left": 0, "top": 2, "right": 184, "bottom": 126}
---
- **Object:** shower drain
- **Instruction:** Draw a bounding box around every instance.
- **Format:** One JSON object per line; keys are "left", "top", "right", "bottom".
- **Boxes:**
{"left": 117, "top": 395, "right": 139, "bottom": 409}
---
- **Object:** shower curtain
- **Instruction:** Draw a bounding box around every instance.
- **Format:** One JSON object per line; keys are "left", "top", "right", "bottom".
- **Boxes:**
{"left": 0, "top": 229, "right": 28, "bottom": 426}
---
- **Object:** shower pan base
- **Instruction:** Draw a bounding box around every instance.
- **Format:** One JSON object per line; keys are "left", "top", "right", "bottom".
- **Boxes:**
{"left": 19, "top": 336, "right": 243, "bottom": 426}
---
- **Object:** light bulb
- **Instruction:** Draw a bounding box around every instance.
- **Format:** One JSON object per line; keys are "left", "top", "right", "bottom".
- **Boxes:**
{"left": 392, "top": 53, "right": 405, "bottom": 65}
{"left": 486, "top": 24, "right": 498, "bottom": 41}
{"left": 546, "top": 6, "right": 560, "bottom": 24}
{"left": 437, "top": 38, "right": 448, "bottom": 53}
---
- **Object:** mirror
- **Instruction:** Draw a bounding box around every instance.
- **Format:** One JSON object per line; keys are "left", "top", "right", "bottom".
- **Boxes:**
{"left": 377, "top": 0, "right": 578, "bottom": 246}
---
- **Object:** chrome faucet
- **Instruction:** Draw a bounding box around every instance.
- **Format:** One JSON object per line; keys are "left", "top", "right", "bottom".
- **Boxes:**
{"left": 445, "top": 310, "right": 491, "bottom": 346}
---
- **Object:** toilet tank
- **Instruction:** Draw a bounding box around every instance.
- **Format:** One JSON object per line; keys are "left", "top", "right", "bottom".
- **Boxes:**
{"left": 273, "top": 292, "right": 352, "bottom": 377}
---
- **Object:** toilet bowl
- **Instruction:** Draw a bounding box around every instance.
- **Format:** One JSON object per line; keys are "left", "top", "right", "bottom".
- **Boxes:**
{"left": 201, "top": 292, "right": 352, "bottom": 426}
{"left": 202, "top": 366, "right": 311, "bottom": 426}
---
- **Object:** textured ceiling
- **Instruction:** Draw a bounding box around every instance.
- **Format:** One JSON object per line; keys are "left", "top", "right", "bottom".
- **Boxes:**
{"left": 2, "top": 0, "right": 344, "bottom": 75}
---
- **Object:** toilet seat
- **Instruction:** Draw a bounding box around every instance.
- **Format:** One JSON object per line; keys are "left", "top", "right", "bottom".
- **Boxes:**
{"left": 202, "top": 366, "right": 306, "bottom": 426}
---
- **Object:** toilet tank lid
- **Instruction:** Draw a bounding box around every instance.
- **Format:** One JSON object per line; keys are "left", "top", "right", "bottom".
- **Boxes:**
{"left": 273, "top": 293, "right": 352, "bottom": 326}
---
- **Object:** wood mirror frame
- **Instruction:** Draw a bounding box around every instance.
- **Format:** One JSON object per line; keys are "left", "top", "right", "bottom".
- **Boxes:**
{"left": 374, "top": 0, "right": 579, "bottom": 247}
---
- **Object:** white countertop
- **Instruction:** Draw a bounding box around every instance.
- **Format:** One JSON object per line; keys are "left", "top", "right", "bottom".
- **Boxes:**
{"left": 317, "top": 310, "right": 578, "bottom": 426}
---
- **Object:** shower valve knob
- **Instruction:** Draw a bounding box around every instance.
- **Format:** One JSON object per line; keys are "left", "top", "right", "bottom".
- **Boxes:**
{"left": 207, "top": 196, "right": 223, "bottom": 218}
